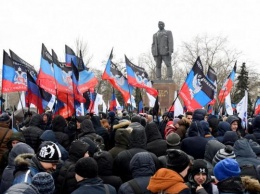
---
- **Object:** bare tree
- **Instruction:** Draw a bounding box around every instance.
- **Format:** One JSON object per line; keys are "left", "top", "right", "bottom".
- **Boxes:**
{"left": 75, "top": 37, "right": 93, "bottom": 66}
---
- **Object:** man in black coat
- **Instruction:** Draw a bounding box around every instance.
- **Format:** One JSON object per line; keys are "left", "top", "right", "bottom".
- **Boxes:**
{"left": 152, "top": 21, "right": 173, "bottom": 80}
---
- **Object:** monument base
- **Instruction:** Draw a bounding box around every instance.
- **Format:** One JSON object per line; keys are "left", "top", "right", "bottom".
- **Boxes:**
{"left": 144, "top": 79, "right": 177, "bottom": 114}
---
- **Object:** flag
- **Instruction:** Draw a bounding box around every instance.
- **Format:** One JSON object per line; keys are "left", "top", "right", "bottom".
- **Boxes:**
{"left": 26, "top": 71, "right": 44, "bottom": 114}
{"left": 237, "top": 91, "right": 248, "bottom": 128}
{"left": 109, "top": 89, "right": 117, "bottom": 111}
{"left": 37, "top": 44, "right": 56, "bottom": 95}
{"left": 153, "top": 96, "right": 159, "bottom": 116}
{"left": 207, "top": 65, "right": 217, "bottom": 105}
{"left": 218, "top": 62, "right": 236, "bottom": 103}
{"left": 94, "top": 93, "right": 103, "bottom": 115}
{"left": 125, "top": 56, "right": 158, "bottom": 97}
{"left": 102, "top": 50, "right": 133, "bottom": 103}
{"left": 65, "top": 45, "right": 77, "bottom": 67}
{"left": 127, "top": 95, "right": 136, "bottom": 109}
{"left": 2, "top": 51, "right": 18, "bottom": 93}
{"left": 225, "top": 93, "right": 233, "bottom": 115}
{"left": 52, "top": 50, "right": 73, "bottom": 94}
{"left": 147, "top": 92, "right": 156, "bottom": 107}
{"left": 179, "top": 57, "right": 216, "bottom": 111}
{"left": 254, "top": 97, "right": 260, "bottom": 115}
{"left": 174, "top": 96, "right": 184, "bottom": 118}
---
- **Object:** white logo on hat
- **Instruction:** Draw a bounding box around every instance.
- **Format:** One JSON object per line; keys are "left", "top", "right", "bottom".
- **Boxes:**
{"left": 199, "top": 168, "right": 206, "bottom": 173}
{"left": 39, "top": 145, "right": 55, "bottom": 159}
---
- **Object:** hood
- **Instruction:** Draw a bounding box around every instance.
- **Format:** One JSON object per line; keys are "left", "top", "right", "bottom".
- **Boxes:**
{"left": 200, "top": 120, "right": 211, "bottom": 135}
{"left": 222, "top": 131, "right": 239, "bottom": 146}
{"left": 52, "top": 115, "right": 67, "bottom": 132}
{"left": 14, "top": 153, "right": 34, "bottom": 169}
{"left": 114, "top": 128, "right": 130, "bottom": 147}
{"left": 69, "top": 140, "right": 90, "bottom": 161}
{"left": 130, "top": 152, "right": 156, "bottom": 178}
{"left": 40, "top": 130, "right": 57, "bottom": 142}
{"left": 81, "top": 119, "right": 95, "bottom": 134}
{"left": 91, "top": 116, "right": 102, "bottom": 128}
{"left": 145, "top": 122, "right": 162, "bottom": 142}
{"left": 128, "top": 122, "right": 147, "bottom": 149}
{"left": 7, "top": 132, "right": 26, "bottom": 150}
{"left": 147, "top": 168, "right": 187, "bottom": 193}
{"left": 93, "top": 151, "right": 113, "bottom": 176}
{"left": 253, "top": 115, "right": 260, "bottom": 129}
{"left": 29, "top": 114, "right": 43, "bottom": 128}
{"left": 217, "top": 121, "right": 231, "bottom": 136}
{"left": 188, "top": 121, "right": 205, "bottom": 137}
{"left": 226, "top": 115, "right": 239, "bottom": 125}
{"left": 193, "top": 109, "right": 206, "bottom": 121}
{"left": 113, "top": 120, "right": 131, "bottom": 130}
{"left": 233, "top": 138, "right": 257, "bottom": 158}
{"left": 8, "top": 142, "right": 34, "bottom": 166}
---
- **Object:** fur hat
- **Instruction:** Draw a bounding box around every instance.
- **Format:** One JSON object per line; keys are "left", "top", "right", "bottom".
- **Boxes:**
{"left": 213, "top": 158, "right": 241, "bottom": 181}
{"left": 37, "top": 141, "right": 61, "bottom": 163}
{"left": 32, "top": 172, "right": 55, "bottom": 194}
{"left": 166, "top": 133, "right": 181, "bottom": 146}
{"left": 212, "top": 145, "right": 236, "bottom": 166}
{"left": 75, "top": 157, "right": 98, "bottom": 178}
{"left": 166, "top": 149, "right": 190, "bottom": 173}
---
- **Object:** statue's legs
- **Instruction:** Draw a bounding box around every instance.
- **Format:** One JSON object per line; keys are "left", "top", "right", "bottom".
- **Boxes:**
{"left": 162, "top": 55, "right": 173, "bottom": 79}
{"left": 155, "top": 56, "right": 162, "bottom": 79}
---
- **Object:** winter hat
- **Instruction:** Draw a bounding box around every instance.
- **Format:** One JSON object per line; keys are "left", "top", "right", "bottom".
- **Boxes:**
{"left": 75, "top": 157, "right": 98, "bottom": 178}
{"left": 76, "top": 116, "right": 87, "bottom": 123}
{"left": 166, "top": 149, "right": 190, "bottom": 173}
{"left": 193, "top": 109, "right": 206, "bottom": 121}
{"left": 222, "top": 131, "right": 239, "bottom": 146}
{"left": 32, "top": 172, "right": 55, "bottom": 194}
{"left": 212, "top": 145, "right": 236, "bottom": 166}
{"left": 253, "top": 115, "right": 260, "bottom": 129}
{"left": 213, "top": 158, "right": 241, "bottom": 181}
{"left": 108, "top": 111, "right": 115, "bottom": 118}
{"left": 190, "top": 159, "right": 208, "bottom": 177}
{"left": 166, "top": 133, "right": 181, "bottom": 146}
{"left": 173, "top": 118, "right": 180, "bottom": 125}
{"left": 37, "top": 141, "right": 61, "bottom": 163}
{"left": 51, "top": 115, "right": 67, "bottom": 132}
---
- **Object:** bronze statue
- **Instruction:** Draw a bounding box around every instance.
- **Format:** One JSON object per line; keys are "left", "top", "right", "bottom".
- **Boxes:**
{"left": 151, "top": 21, "right": 173, "bottom": 80}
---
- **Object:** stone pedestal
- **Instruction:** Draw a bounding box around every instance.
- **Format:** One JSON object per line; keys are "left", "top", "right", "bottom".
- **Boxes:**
{"left": 143, "top": 80, "right": 177, "bottom": 114}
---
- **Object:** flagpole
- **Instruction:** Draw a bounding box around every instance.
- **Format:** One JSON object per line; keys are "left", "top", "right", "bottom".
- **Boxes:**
{"left": 126, "top": 79, "right": 133, "bottom": 118}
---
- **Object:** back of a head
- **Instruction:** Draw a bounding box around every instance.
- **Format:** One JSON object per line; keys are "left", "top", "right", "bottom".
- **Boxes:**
{"left": 69, "top": 140, "right": 90, "bottom": 161}
{"left": 51, "top": 115, "right": 67, "bottom": 132}
{"left": 75, "top": 157, "right": 98, "bottom": 179}
{"left": 129, "top": 122, "right": 147, "bottom": 149}
{"left": 32, "top": 172, "right": 55, "bottom": 194}
{"left": 192, "top": 109, "right": 206, "bottom": 121}
{"left": 166, "top": 149, "right": 190, "bottom": 173}
{"left": 222, "top": 131, "right": 239, "bottom": 146}
{"left": 93, "top": 151, "right": 113, "bottom": 175}
{"left": 213, "top": 158, "right": 240, "bottom": 182}
{"left": 212, "top": 145, "right": 236, "bottom": 166}
{"left": 253, "top": 115, "right": 260, "bottom": 129}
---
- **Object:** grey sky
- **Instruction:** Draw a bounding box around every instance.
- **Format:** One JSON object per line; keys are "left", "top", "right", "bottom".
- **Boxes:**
{"left": 1, "top": 0, "right": 259, "bottom": 72}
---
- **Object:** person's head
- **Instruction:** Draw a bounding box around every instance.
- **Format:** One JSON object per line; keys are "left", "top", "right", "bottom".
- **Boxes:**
{"left": 226, "top": 116, "right": 239, "bottom": 132}
{"left": 37, "top": 141, "right": 61, "bottom": 172}
{"left": 190, "top": 159, "right": 209, "bottom": 185}
{"left": 212, "top": 145, "right": 236, "bottom": 166}
{"left": 75, "top": 157, "right": 98, "bottom": 182}
{"left": 42, "top": 114, "right": 48, "bottom": 123}
{"left": 186, "top": 111, "right": 193, "bottom": 122}
{"left": 166, "top": 149, "right": 190, "bottom": 177}
{"left": 31, "top": 172, "right": 55, "bottom": 194}
{"left": 213, "top": 158, "right": 240, "bottom": 182}
{"left": 158, "top": 21, "right": 165, "bottom": 30}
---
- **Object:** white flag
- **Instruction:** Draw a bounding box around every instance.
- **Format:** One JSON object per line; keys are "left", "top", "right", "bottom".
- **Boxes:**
{"left": 94, "top": 93, "right": 103, "bottom": 114}
{"left": 17, "top": 91, "right": 26, "bottom": 110}
{"left": 127, "top": 95, "right": 136, "bottom": 108}
{"left": 225, "top": 93, "right": 233, "bottom": 115}
{"left": 147, "top": 93, "right": 156, "bottom": 107}
{"left": 174, "top": 97, "right": 184, "bottom": 118}
{"left": 238, "top": 91, "right": 248, "bottom": 128}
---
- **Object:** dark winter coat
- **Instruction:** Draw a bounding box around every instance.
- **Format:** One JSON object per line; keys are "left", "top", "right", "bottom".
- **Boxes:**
{"left": 55, "top": 140, "right": 90, "bottom": 194}
{"left": 109, "top": 123, "right": 131, "bottom": 159}
{"left": 216, "top": 121, "right": 231, "bottom": 143}
{"left": 118, "top": 152, "right": 156, "bottom": 194}
{"left": 94, "top": 151, "right": 122, "bottom": 191}
{"left": 0, "top": 143, "right": 34, "bottom": 193}
{"left": 217, "top": 177, "right": 244, "bottom": 194}
{"left": 22, "top": 114, "right": 43, "bottom": 152}
{"left": 113, "top": 122, "right": 159, "bottom": 182}
{"left": 145, "top": 122, "right": 167, "bottom": 157}
{"left": 51, "top": 115, "right": 70, "bottom": 150}
{"left": 181, "top": 136, "right": 209, "bottom": 159}
{"left": 71, "top": 177, "right": 116, "bottom": 194}
{"left": 91, "top": 116, "right": 109, "bottom": 150}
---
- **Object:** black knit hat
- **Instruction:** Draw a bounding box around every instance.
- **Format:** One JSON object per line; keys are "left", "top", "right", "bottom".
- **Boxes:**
{"left": 190, "top": 159, "right": 208, "bottom": 177}
{"left": 75, "top": 157, "right": 98, "bottom": 178}
{"left": 37, "top": 141, "right": 61, "bottom": 163}
{"left": 166, "top": 149, "right": 190, "bottom": 173}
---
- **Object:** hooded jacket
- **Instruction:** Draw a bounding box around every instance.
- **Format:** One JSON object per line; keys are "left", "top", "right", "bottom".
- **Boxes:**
{"left": 147, "top": 168, "right": 190, "bottom": 194}
{"left": 118, "top": 152, "right": 156, "bottom": 194}
{"left": 145, "top": 122, "right": 167, "bottom": 157}
{"left": 22, "top": 114, "right": 43, "bottom": 152}
{"left": 0, "top": 143, "right": 34, "bottom": 193}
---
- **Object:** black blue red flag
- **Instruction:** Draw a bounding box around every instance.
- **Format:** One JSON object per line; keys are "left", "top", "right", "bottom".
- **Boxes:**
{"left": 179, "top": 57, "right": 215, "bottom": 111}
{"left": 125, "top": 56, "right": 158, "bottom": 97}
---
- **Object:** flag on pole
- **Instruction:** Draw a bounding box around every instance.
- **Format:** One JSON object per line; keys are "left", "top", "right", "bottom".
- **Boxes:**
{"left": 254, "top": 96, "right": 260, "bottom": 115}
{"left": 225, "top": 93, "right": 233, "bottom": 115}
{"left": 237, "top": 90, "right": 248, "bottom": 129}
{"left": 218, "top": 62, "right": 236, "bottom": 103}
{"left": 179, "top": 57, "right": 215, "bottom": 111}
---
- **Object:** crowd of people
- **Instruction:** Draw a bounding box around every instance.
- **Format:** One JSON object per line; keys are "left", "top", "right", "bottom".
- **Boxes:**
{"left": 0, "top": 108, "right": 259, "bottom": 193}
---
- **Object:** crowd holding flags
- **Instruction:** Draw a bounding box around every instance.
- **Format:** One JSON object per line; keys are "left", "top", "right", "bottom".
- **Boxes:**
{"left": 0, "top": 44, "right": 254, "bottom": 124}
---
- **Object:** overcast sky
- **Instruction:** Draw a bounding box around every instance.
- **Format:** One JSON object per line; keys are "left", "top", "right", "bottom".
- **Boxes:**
{"left": 1, "top": 0, "right": 260, "bottom": 73}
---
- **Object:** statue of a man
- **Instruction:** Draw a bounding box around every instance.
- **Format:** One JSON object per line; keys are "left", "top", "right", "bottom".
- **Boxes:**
{"left": 151, "top": 21, "right": 173, "bottom": 80}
